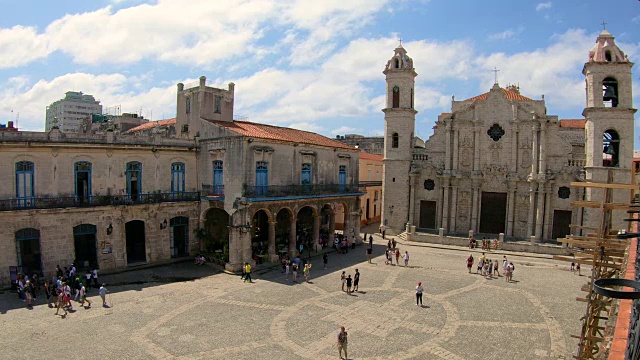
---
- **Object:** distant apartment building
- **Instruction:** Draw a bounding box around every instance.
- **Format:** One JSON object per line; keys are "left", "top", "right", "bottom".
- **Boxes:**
{"left": 336, "top": 134, "right": 384, "bottom": 155}
{"left": 79, "top": 112, "right": 149, "bottom": 134}
{"left": 45, "top": 91, "right": 102, "bottom": 132}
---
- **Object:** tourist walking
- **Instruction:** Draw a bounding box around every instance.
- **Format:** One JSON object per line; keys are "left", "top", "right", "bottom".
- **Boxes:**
{"left": 80, "top": 283, "right": 91, "bottom": 308}
{"left": 346, "top": 275, "right": 353, "bottom": 295}
{"left": 92, "top": 268, "right": 99, "bottom": 288}
{"left": 243, "top": 263, "right": 252, "bottom": 283}
{"left": 337, "top": 326, "right": 348, "bottom": 360}
{"left": 403, "top": 251, "right": 410, "bottom": 267}
{"left": 576, "top": 262, "right": 581, "bottom": 276}
{"left": 415, "top": 282, "right": 424, "bottom": 306}
{"left": 494, "top": 259, "right": 500, "bottom": 276}
{"left": 487, "top": 260, "right": 493, "bottom": 278}
{"left": 285, "top": 261, "right": 290, "bottom": 279}
{"left": 303, "top": 263, "right": 312, "bottom": 283}
{"left": 55, "top": 288, "right": 67, "bottom": 317}
{"left": 85, "top": 270, "right": 92, "bottom": 288}
{"left": 392, "top": 238, "right": 397, "bottom": 250}
{"left": 502, "top": 256, "right": 508, "bottom": 275}
{"left": 380, "top": 224, "right": 386, "bottom": 239}
{"left": 353, "top": 269, "right": 360, "bottom": 292}
{"left": 466, "top": 254, "right": 474, "bottom": 273}
{"left": 44, "top": 280, "right": 53, "bottom": 307}
{"left": 323, "top": 253, "right": 328, "bottom": 269}
{"left": 341, "top": 271, "right": 346, "bottom": 291}
{"left": 395, "top": 249, "right": 400, "bottom": 266}
{"left": 369, "top": 235, "right": 373, "bottom": 247}
{"left": 366, "top": 246, "right": 372, "bottom": 263}
{"left": 384, "top": 250, "right": 389, "bottom": 265}
{"left": 24, "top": 280, "right": 33, "bottom": 308}
{"left": 292, "top": 262, "right": 299, "bottom": 283}
{"left": 99, "top": 284, "right": 109, "bottom": 307}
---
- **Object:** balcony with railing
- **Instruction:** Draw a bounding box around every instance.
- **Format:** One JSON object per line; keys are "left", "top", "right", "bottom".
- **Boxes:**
{"left": 0, "top": 192, "right": 200, "bottom": 212}
{"left": 201, "top": 185, "right": 224, "bottom": 199}
{"left": 243, "top": 184, "right": 361, "bottom": 199}
{"left": 359, "top": 181, "right": 382, "bottom": 188}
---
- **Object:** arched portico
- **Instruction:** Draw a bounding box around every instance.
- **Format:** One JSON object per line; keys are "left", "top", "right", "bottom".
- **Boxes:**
{"left": 203, "top": 208, "right": 230, "bottom": 263}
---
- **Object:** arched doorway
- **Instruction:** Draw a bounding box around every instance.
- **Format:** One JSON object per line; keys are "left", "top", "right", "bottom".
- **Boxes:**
{"left": 170, "top": 217, "right": 189, "bottom": 258}
{"left": 297, "top": 206, "right": 315, "bottom": 255}
{"left": 125, "top": 220, "right": 146, "bottom": 264}
{"left": 73, "top": 224, "right": 97, "bottom": 269}
{"left": 251, "top": 210, "right": 270, "bottom": 261}
{"left": 275, "top": 208, "right": 292, "bottom": 255}
{"left": 204, "top": 209, "right": 230, "bottom": 262}
{"left": 15, "top": 228, "right": 41, "bottom": 275}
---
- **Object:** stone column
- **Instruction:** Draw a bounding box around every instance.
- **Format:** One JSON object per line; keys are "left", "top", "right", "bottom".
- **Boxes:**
{"left": 531, "top": 123, "right": 539, "bottom": 175}
{"left": 312, "top": 215, "right": 321, "bottom": 251}
{"left": 450, "top": 181, "right": 458, "bottom": 233}
{"left": 543, "top": 183, "right": 553, "bottom": 240}
{"left": 436, "top": 179, "right": 444, "bottom": 229}
{"left": 444, "top": 122, "right": 452, "bottom": 171}
{"left": 511, "top": 125, "right": 519, "bottom": 173}
{"left": 452, "top": 128, "right": 459, "bottom": 172}
{"left": 226, "top": 227, "right": 243, "bottom": 272}
{"left": 242, "top": 229, "right": 253, "bottom": 266}
{"left": 408, "top": 174, "right": 416, "bottom": 226}
{"left": 351, "top": 211, "right": 362, "bottom": 244}
{"left": 506, "top": 181, "right": 516, "bottom": 236}
{"left": 268, "top": 220, "right": 278, "bottom": 262}
{"left": 442, "top": 178, "right": 450, "bottom": 232}
{"left": 535, "top": 182, "right": 545, "bottom": 240}
{"left": 289, "top": 216, "right": 297, "bottom": 259}
{"left": 471, "top": 183, "right": 479, "bottom": 233}
{"left": 538, "top": 123, "right": 547, "bottom": 175}
{"left": 527, "top": 182, "right": 536, "bottom": 238}
{"left": 343, "top": 206, "right": 351, "bottom": 244}
{"left": 473, "top": 125, "right": 480, "bottom": 172}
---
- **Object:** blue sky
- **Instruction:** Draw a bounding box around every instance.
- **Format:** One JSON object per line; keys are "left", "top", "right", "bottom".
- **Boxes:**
{"left": 0, "top": 0, "right": 638, "bottom": 144}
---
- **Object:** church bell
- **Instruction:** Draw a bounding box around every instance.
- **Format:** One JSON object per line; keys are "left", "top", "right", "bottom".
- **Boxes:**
{"left": 603, "top": 85, "right": 617, "bottom": 100}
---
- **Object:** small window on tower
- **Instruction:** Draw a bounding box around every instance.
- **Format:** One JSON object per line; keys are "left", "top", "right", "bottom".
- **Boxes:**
{"left": 604, "top": 50, "right": 612, "bottom": 62}
{"left": 392, "top": 86, "right": 400, "bottom": 108}
{"left": 392, "top": 133, "right": 399, "bottom": 148}
{"left": 603, "top": 130, "right": 620, "bottom": 167}
{"left": 186, "top": 97, "right": 191, "bottom": 114}
{"left": 395, "top": 58, "right": 400, "bottom": 68}
{"left": 214, "top": 96, "right": 222, "bottom": 114}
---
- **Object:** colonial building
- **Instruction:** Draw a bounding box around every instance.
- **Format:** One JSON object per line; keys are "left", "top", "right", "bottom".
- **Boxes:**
{"left": 382, "top": 30, "right": 635, "bottom": 241}
{"left": 0, "top": 76, "right": 362, "bottom": 284}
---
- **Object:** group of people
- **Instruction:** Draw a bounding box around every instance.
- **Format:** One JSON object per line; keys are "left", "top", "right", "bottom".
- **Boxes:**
{"left": 283, "top": 257, "right": 313, "bottom": 283}
{"left": 468, "top": 236, "right": 498, "bottom": 251}
{"left": 340, "top": 269, "right": 360, "bottom": 295}
{"left": 466, "top": 253, "right": 515, "bottom": 282}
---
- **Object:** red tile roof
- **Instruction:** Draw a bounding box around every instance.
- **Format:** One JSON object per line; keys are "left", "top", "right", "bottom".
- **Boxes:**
{"left": 559, "top": 119, "right": 586, "bottom": 129}
{"left": 359, "top": 152, "right": 383, "bottom": 161}
{"left": 211, "top": 120, "right": 355, "bottom": 150}
{"left": 464, "top": 88, "right": 534, "bottom": 102}
{"left": 127, "top": 118, "right": 176, "bottom": 132}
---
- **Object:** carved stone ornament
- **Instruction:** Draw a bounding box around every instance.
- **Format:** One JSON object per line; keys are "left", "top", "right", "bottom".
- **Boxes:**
{"left": 424, "top": 179, "right": 435, "bottom": 191}
{"left": 487, "top": 123, "right": 505, "bottom": 142}
{"left": 558, "top": 186, "right": 571, "bottom": 199}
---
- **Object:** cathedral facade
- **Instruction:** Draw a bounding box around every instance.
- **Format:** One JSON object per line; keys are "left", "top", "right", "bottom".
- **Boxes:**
{"left": 382, "top": 30, "right": 635, "bottom": 241}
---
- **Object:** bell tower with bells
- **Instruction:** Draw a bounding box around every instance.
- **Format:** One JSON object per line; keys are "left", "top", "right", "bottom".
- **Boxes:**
{"left": 582, "top": 27, "right": 636, "bottom": 230}
{"left": 382, "top": 41, "right": 418, "bottom": 231}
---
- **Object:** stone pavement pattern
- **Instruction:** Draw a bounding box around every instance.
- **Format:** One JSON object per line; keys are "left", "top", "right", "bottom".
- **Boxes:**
{"left": 0, "top": 237, "right": 586, "bottom": 360}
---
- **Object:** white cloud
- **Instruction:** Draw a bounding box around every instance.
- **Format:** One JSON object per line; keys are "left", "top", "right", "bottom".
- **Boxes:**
{"left": 489, "top": 30, "right": 516, "bottom": 41}
{"left": 536, "top": 2, "right": 552, "bottom": 11}
{"left": 633, "top": 16, "right": 640, "bottom": 24}
{"left": 0, "top": 26, "right": 51, "bottom": 68}
{"left": 288, "top": 122, "right": 325, "bottom": 133}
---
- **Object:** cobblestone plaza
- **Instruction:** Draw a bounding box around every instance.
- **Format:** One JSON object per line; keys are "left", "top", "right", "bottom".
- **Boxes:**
{"left": 0, "top": 237, "right": 585, "bottom": 360}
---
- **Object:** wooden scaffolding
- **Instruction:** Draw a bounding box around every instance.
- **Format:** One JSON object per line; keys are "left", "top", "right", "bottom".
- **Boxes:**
{"left": 553, "top": 175, "right": 636, "bottom": 359}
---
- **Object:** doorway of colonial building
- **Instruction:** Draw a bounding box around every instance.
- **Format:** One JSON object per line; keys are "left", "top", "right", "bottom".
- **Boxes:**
{"left": 297, "top": 206, "right": 315, "bottom": 251}
{"left": 204, "top": 208, "right": 230, "bottom": 262}
{"left": 251, "top": 210, "right": 269, "bottom": 260}
{"left": 275, "top": 209, "right": 292, "bottom": 253}
{"left": 170, "top": 217, "right": 189, "bottom": 258}
{"left": 419, "top": 200, "right": 437, "bottom": 229}
{"left": 73, "top": 224, "right": 98, "bottom": 269}
{"left": 125, "top": 220, "right": 146, "bottom": 264}
{"left": 479, "top": 192, "right": 507, "bottom": 234}
{"left": 15, "top": 228, "right": 42, "bottom": 275}
{"left": 552, "top": 210, "right": 572, "bottom": 240}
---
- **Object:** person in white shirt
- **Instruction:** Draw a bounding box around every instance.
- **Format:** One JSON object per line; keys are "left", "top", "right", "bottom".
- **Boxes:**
{"left": 415, "top": 282, "right": 424, "bottom": 306}
{"left": 403, "top": 251, "right": 410, "bottom": 267}
{"left": 92, "top": 269, "right": 99, "bottom": 288}
{"left": 80, "top": 283, "right": 91, "bottom": 308}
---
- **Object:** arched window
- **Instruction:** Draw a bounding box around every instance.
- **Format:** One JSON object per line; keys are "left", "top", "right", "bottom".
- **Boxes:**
{"left": 394, "top": 58, "right": 400, "bottom": 68}
{"left": 392, "top": 133, "right": 399, "bottom": 148}
{"left": 603, "top": 130, "right": 620, "bottom": 167}
{"left": 602, "top": 77, "right": 618, "bottom": 108}
{"left": 392, "top": 86, "right": 400, "bottom": 108}
{"left": 171, "top": 162, "right": 185, "bottom": 193}
{"left": 604, "top": 50, "right": 612, "bottom": 62}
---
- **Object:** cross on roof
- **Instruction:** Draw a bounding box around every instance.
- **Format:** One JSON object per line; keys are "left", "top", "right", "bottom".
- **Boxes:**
{"left": 492, "top": 67, "right": 500, "bottom": 85}
{"left": 601, "top": 20, "right": 607, "bottom": 31}
{"left": 399, "top": 37, "right": 402, "bottom": 46}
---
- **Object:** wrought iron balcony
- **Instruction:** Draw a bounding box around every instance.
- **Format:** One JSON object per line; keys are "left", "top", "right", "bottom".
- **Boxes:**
{"left": 243, "top": 184, "right": 360, "bottom": 198}
{"left": 359, "top": 181, "right": 382, "bottom": 187}
{"left": 0, "top": 192, "right": 200, "bottom": 211}
{"left": 201, "top": 184, "right": 224, "bottom": 197}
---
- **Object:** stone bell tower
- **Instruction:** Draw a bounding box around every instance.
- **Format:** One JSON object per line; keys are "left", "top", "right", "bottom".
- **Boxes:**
{"left": 381, "top": 43, "right": 418, "bottom": 232}
{"left": 582, "top": 29, "right": 636, "bottom": 231}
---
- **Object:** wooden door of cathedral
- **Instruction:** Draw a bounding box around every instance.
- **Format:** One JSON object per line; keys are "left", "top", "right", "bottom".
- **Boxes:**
{"left": 479, "top": 192, "right": 507, "bottom": 234}
{"left": 551, "top": 210, "right": 572, "bottom": 240}
{"left": 419, "top": 201, "right": 437, "bottom": 229}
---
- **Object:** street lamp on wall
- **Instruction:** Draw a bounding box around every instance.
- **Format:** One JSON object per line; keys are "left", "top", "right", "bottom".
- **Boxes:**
{"left": 106, "top": 223, "right": 113, "bottom": 235}
{"left": 160, "top": 219, "right": 168, "bottom": 230}
{"left": 388, "top": 205, "right": 394, "bottom": 217}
